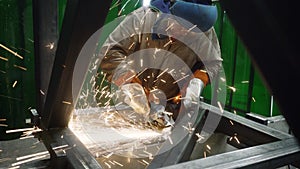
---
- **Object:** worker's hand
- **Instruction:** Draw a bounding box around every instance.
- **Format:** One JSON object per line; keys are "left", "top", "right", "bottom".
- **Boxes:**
{"left": 116, "top": 83, "right": 150, "bottom": 123}
{"left": 183, "top": 78, "right": 204, "bottom": 108}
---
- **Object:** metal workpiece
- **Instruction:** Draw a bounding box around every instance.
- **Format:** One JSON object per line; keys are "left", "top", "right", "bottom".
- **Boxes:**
{"left": 45, "top": 101, "right": 299, "bottom": 169}
{"left": 41, "top": 0, "right": 112, "bottom": 129}
{"left": 156, "top": 102, "right": 300, "bottom": 169}
{"left": 38, "top": 128, "right": 103, "bottom": 169}
{"left": 159, "top": 137, "right": 300, "bottom": 169}
{"left": 32, "top": 0, "right": 58, "bottom": 115}
{"left": 29, "top": 1, "right": 300, "bottom": 168}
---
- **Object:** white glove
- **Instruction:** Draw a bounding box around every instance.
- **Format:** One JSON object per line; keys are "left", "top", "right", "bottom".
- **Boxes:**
{"left": 117, "top": 83, "right": 150, "bottom": 122}
{"left": 183, "top": 78, "right": 204, "bottom": 108}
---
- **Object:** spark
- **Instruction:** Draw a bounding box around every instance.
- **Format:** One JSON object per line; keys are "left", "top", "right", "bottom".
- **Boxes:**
{"left": 165, "top": 23, "right": 174, "bottom": 31}
{"left": 104, "top": 46, "right": 110, "bottom": 56}
{"left": 252, "top": 97, "right": 256, "bottom": 102}
{"left": 103, "top": 152, "right": 113, "bottom": 158}
{"left": 206, "top": 144, "right": 211, "bottom": 150}
{"left": 220, "top": 77, "right": 226, "bottom": 82}
{"left": 234, "top": 135, "right": 240, "bottom": 144}
{"left": 12, "top": 80, "right": 17, "bottom": 88}
{"left": 19, "top": 135, "right": 34, "bottom": 139}
{"left": 8, "top": 166, "right": 20, "bottom": 169}
{"left": 100, "top": 73, "right": 107, "bottom": 89}
{"left": 113, "top": 160, "right": 124, "bottom": 167}
{"left": 229, "top": 120, "right": 234, "bottom": 125}
{"left": 45, "top": 42, "right": 55, "bottom": 49}
{"left": 0, "top": 43, "right": 23, "bottom": 59}
{"left": 187, "top": 25, "right": 197, "bottom": 32}
{"left": 108, "top": 160, "right": 115, "bottom": 165}
{"left": 172, "top": 74, "right": 189, "bottom": 84}
{"left": 0, "top": 118, "right": 6, "bottom": 121}
{"left": 166, "top": 95, "right": 180, "bottom": 101}
{"left": 62, "top": 101, "right": 72, "bottom": 105}
{"left": 0, "top": 124, "right": 8, "bottom": 127}
{"left": 142, "top": 159, "right": 149, "bottom": 165}
{"left": 0, "top": 55, "right": 8, "bottom": 61}
{"left": 128, "top": 42, "right": 135, "bottom": 50}
{"left": 21, "top": 128, "right": 42, "bottom": 137}
{"left": 136, "top": 68, "right": 147, "bottom": 78}
{"left": 241, "top": 80, "right": 249, "bottom": 83}
{"left": 167, "top": 135, "right": 173, "bottom": 144}
{"left": 227, "top": 86, "right": 236, "bottom": 92}
{"left": 109, "top": 0, "right": 121, "bottom": 10}
{"left": 134, "top": 0, "right": 140, "bottom": 7}
{"left": 182, "top": 122, "right": 195, "bottom": 134}
{"left": 13, "top": 64, "right": 27, "bottom": 71}
{"left": 104, "top": 162, "right": 111, "bottom": 168}
{"left": 137, "top": 160, "right": 147, "bottom": 166}
{"left": 233, "top": 110, "right": 237, "bottom": 114}
{"left": 143, "top": 150, "right": 153, "bottom": 159}
{"left": 196, "top": 133, "right": 205, "bottom": 143}
{"left": 160, "top": 79, "right": 166, "bottom": 83}
{"left": 118, "top": 0, "right": 131, "bottom": 16}
{"left": 16, "top": 151, "right": 49, "bottom": 161}
{"left": 157, "top": 68, "right": 168, "bottom": 78}
{"left": 140, "top": 59, "right": 143, "bottom": 67}
{"left": 11, "top": 154, "right": 48, "bottom": 166}
{"left": 203, "top": 151, "right": 207, "bottom": 158}
{"left": 27, "top": 38, "right": 34, "bottom": 43}
{"left": 163, "top": 39, "right": 173, "bottom": 48}
{"left": 40, "top": 90, "right": 45, "bottom": 95}
{"left": 217, "top": 101, "right": 224, "bottom": 113}
{"left": 168, "top": 69, "right": 175, "bottom": 74}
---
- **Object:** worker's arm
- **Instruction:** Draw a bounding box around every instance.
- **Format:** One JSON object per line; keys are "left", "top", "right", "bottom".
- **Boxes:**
{"left": 99, "top": 12, "right": 142, "bottom": 86}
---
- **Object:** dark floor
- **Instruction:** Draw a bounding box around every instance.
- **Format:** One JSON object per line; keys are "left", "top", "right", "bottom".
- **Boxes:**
{"left": 0, "top": 137, "right": 51, "bottom": 169}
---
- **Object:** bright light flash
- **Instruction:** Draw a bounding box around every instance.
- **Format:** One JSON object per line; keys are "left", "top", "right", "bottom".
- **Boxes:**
{"left": 228, "top": 86, "right": 236, "bottom": 92}
{"left": 12, "top": 81, "right": 17, "bottom": 88}
{"left": 143, "top": 0, "right": 150, "bottom": 6}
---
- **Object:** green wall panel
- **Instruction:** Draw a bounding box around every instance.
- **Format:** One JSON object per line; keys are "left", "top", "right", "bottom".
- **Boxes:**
{"left": 230, "top": 39, "right": 251, "bottom": 113}
{"left": 250, "top": 70, "right": 271, "bottom": 117}
{"left": 0, "top": 0, "right": 36, "bottom": 140}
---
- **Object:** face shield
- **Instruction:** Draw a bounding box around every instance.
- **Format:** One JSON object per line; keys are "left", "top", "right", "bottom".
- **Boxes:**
{"left": 150, "top": 0, "right": 218, "bottom": 37}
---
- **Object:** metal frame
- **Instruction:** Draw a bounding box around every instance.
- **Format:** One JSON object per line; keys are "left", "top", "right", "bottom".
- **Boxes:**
{"left": 34, "top": 0, "right": 112, "bottom": 168}
{"left": 41, "top": 0, "right": 112, "bottom": 129}
{"left": 39, "top": 101, "right": 300, "bottom": 169}
{"left": 155, "top": 102, "right": 300, "bottom": 169}
{"left": 32, "top": 0, "right": 58, "bottom": 115}
{"left": 34, "top": 0, "right": 300, "bottom": 168}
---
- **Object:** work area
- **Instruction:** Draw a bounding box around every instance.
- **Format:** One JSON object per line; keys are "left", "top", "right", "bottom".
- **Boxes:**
{"left": 0, "top": 0, "right": 299, "bottom": 169}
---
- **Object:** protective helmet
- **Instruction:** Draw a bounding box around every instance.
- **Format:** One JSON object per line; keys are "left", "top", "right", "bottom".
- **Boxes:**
{"left": 150, "top": 0, "right": 217, "bottom": 32}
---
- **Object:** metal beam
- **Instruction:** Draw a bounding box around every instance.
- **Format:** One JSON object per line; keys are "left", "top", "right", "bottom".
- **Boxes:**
{"left": 200, "top": 102, "right": 292, "bottom": 141}
{"left": 159, "top": 138, "right": 300, "bottom": 169}
{"left": 32, "top": 0, "right": 58, "bottom": 119}
{"left": 38, "top": 128, "right": 103, "bottom": 169}
{"left": 41, "top": 0, "right": 112, "bottom": 129}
